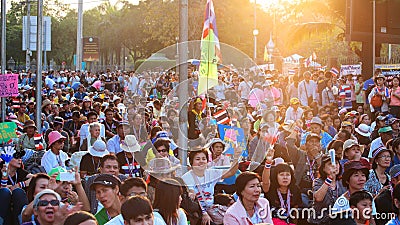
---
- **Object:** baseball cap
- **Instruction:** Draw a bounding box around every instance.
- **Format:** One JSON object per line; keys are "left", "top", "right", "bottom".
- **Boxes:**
{"left": 90, "top": 174, "right": 121, "bottom": 190}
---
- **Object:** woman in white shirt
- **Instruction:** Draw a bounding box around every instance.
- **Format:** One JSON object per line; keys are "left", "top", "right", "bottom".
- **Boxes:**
{"left": 153, "top": 179, "right": 188, "bottom": 225}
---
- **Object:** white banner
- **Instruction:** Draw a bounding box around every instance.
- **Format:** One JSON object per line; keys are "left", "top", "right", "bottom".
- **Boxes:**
{"left": 340, "top": 64, "right": 362, "bottom": 75}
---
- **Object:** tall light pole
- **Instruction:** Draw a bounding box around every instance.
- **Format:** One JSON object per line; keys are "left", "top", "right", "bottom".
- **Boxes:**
{"left": 1, "top": 0, "right": 6, "bottom": 121}
{"left": 253, "top": 0, "right": 257, "bottom": 61}
{"left": 253, "top": 29, "right": 259, "bottom": 61}
{"left": 372, "top": 0, "right": 376, "bottom": 74}
{"left": 25, "top": 0, "right": 31, "bottom": 71}
{"left": 76, "top": 0, "right": 83, "bottom": 71}
{"left": 36, "top": 0, "right": 43, "bottom": 133}
{"left": 178, "top": 0, "right": 188, "bottom": 172}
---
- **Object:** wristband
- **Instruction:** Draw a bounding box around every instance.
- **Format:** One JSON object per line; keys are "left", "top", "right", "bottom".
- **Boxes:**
{"left": 265, "top": 164, "right": 272, "bottom": 169}
{"left": 324, "top": 177, "right": 333, "bottom": 186}
{"left": 1, "top": 179, "right": 7, "bottom": 187}
{"left": 19, "top": 181, "right": 26, "bottom": 188}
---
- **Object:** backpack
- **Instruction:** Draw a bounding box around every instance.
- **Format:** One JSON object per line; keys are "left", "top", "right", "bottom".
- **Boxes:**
{"left": 370, "top": 88, "right": 383, "bottom": 108}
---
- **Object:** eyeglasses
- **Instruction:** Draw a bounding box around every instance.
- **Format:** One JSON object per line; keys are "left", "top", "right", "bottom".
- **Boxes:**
{"left": 128, "top": 191, "right": 147, "bottom": 197}
{"left": 378, "top": 155, "right": 392, "bottom": 159}
{"left": 157, "top": 148, "right": 168, "bottom": 153}
{"left": 37, "top": 199, "right": 60, "bottom": 207}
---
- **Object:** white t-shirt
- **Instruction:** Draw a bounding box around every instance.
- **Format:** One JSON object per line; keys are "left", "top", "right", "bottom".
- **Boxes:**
{"left": 153, "top": 208, "right": 187, "bottom": 225}
{"left": 41, "top": 150, "right": 69, "bottom": 173}
{"left": 182, "top": 169, "right": 223, "bottom": 209}
{"left": 238, "top": 81, "right": 252, "bottom": 100}
{"left": 105, "top": 214, "right": 166, "bottom": 225}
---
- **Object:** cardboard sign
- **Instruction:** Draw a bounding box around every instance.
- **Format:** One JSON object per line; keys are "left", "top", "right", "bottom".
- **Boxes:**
{"left": 218, "top": 124, "right": 248, "bottom": 157}
{"left": 0, "top": 74, "right": 19, "bottom": 97}
{"left": 0, "top": 122, "right": 18, "bottom": 143}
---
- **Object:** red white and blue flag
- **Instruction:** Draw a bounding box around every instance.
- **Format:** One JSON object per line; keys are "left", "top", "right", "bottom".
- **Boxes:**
{"left": 288, "top": 69, "right": 296, "bottom": 75}
{"left": 330, "top": 67, "right": 339, "bottom": 76}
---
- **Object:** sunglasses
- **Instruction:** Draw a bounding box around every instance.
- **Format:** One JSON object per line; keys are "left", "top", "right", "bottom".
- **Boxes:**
{"left": 37, "top": 199, "right": 60, "bottom": 207}
{"left": 157, "top": 148, "right": 168, "bottom": 153}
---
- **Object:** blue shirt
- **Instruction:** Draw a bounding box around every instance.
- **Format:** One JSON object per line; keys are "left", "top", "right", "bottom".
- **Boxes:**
{"left": 300, "top": 131, "right": 333, "bottom": 151}
{"left": 107, "top": 135, "right": 123, "bottom": 154}
{"left": 363, "top": 78, "right": 375, "bottom": 104}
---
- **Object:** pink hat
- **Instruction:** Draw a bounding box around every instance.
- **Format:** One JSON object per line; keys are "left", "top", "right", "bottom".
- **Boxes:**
{"left": 48, "top": 131, "right": 66, "bottom": 147}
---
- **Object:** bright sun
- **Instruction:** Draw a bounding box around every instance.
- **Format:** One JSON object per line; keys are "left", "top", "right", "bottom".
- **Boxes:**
{"left": 252, "top": 0, "right": 299, "bottom": 8}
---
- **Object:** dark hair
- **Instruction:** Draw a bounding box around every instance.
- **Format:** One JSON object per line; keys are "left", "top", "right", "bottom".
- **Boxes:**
{"left": 393, "top": 138, "right": 400, "bottom": 150}
{"left": 318, "top": 155, "right": 342, "bottom": 180}
{"left": 338, "top": 129, "right": 351, "bottom": 140}
{"left": 342, "top": 169, "right": 369, "bottom": 188}
{"left": 153, "top": 139, "right": 170, "bottom": 151}
{"left": 214, "top": 193, "right": 234, "bottom": 206}
{"left": 153, "top": 179, "right": 183, "bottom": 225}
{"left": 188, "top": 149, "right": 209, "bottom": 166}
{"left": 64, "top": 211, "right": 97, "bottom": 225}
{"left": 100, "top": 154, "right": 119, "bottom": 168}
{"left": 392, "top": 182, "right": 400, "bottom": 211}
{"left": 120, "top": 177, "right": 147, "bottom": 197}
{"left": 104, "top": 108, "right": 114, "bottom": 115}
{"left": 72, "top": 111, "right": 80, "bottom": 118}
{"left": 87, "top": 111, "right": 98, "bottom": 119}
{"left": 121, "top": 196, "right": 153, "bottom": 221}
{"left": 27, "top": 173, "right": 50, "bottom": 202}
{"left": 150, "top": 126, "right": 163, "bottom": 138}
{"left": 235, "top": 172, "right": 261, "bottom": 200}
{"left": 349, "top": 190, "right": 373, "bottom": 207}
{"left": 269, "top": 163, "right": 296, "bottom": 191}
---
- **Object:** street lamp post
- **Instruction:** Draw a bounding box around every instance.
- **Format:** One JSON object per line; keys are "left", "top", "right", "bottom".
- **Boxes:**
{"left": 253, "top": 29, "right": 259, "bottom": 61}
{"left": 253, "top": 0, "right": 257, "bottom": 62}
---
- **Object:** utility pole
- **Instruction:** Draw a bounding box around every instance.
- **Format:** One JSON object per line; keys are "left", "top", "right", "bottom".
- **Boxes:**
{"left": 35, "top": 0, "right": 43, "bottom": 133}
{"left": 26, "top": 0, "right": 31, "bottom": 71}
{"left": 76, "top": 0, "right": 83, "bottom": 71}
{"left": 1, "top": 0, "right": 6, "bottom": 122}
{"left": 178, "top": 0, "right": 188, "bottom": 172}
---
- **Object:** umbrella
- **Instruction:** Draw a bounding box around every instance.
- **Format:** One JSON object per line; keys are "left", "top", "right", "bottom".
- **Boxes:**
{"left": 71, "top": 82, "right": 81, "bottom": 90}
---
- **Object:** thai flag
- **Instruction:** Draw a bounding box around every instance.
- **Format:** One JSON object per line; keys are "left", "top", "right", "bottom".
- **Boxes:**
{"left": 213, "top": 109, "right": 230, "bottom": 125}
{"left": 288, "top": 69, "right": 296, "bottom": 75}
{"left": 34, "top": 133, "right": 44, "bottom": 150}
{"left": 330, "top": 67, "right": 339, "bottom": 76}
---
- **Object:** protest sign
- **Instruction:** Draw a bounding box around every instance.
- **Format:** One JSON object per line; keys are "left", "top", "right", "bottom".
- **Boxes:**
{"left": 340, "top": 64, "right": 362, "bottom": 76}
{"left": 0, "top": 74, "right": 19, "bottom": 97}
{"left": 218, "top": 124, "right": 248, "bottom": 157}
{"left": 0, "top": 122, "right": 17, "bottom": 143}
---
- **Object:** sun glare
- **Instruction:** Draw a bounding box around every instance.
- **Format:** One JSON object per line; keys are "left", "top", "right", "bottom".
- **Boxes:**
{"left": 251, "top": 0, "right": 299, "bottom": 8}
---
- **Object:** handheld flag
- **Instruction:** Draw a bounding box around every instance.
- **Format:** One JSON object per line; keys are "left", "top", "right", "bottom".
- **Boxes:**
{"left": 197, "top": 0, "right": 221, "bottom": 95}
{"left": 330, "top": 67, "right": 339, "bottom": 77}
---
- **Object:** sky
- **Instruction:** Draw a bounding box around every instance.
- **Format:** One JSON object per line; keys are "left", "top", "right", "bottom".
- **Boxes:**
{"left": 64, "top": 0, "right": 139, "bottom": 11}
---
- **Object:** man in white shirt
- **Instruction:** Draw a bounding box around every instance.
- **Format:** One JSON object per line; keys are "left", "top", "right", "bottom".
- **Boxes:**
{"left": 128, "top": 73, "right": 139, "bottom": 95}
{"left": 80, "top": 111, "right": 105, "bottom": 146}
{"left": 285, "top": 97, "right": 304, "bottom": 122}
{"left": 298, "top": 71, "right": 317, "bottom": 106}
{"left": 238, "top": 76, "right": 252, "bottom": 101}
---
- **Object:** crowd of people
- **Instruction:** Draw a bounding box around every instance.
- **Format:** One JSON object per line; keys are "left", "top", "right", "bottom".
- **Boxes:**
{"left": 1, "top": 67, "right": 400, "bottom": 225}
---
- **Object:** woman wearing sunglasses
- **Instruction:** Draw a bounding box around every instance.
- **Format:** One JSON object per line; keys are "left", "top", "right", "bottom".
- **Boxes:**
{"left": 0, "top": 149, "right": 33, "bottom": 225}
{"left": 22, "top": 189, "right": 81, "bottom": 225}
